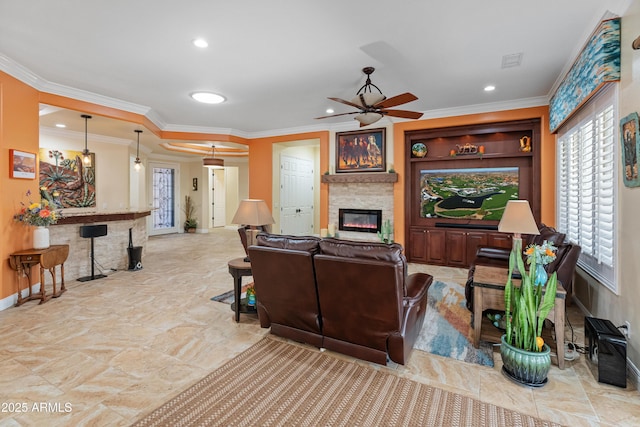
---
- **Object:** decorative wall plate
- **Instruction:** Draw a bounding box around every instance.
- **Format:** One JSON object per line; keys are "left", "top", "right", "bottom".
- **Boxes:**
{"left": 412, "top": 142, "right": 427, "bottom": 157}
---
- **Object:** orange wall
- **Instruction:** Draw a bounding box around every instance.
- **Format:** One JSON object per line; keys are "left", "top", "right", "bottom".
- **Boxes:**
{"left": 248, "top": 131, "right": 330, "bottom": 226}
{"left": 392, "top": 106, "right": 554, "bottom": 246}
{"left": 1, "top": 72, "right": 41, "bottom": 300}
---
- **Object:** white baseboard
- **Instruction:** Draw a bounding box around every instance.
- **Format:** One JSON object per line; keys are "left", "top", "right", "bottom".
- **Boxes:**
{"left": 0, "top": 284, "right": 41, "bottom": 312}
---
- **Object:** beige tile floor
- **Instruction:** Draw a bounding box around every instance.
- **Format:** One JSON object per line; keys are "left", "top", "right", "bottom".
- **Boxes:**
{"left": 0, "top": 229, "right": 638, "bottom": 426}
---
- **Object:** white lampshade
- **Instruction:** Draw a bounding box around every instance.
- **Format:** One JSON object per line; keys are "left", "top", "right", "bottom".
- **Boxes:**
{"left": 351, "top": 93, "right": 386, "bottom": 108}
{"left": 498, "top": 200, "right": 540, "bottom": 236}
{"left": 354, "top": 112, "right": 383, "bottom": 126}
{"left": 232, "top": 199, "right": 275, "bottom": 226}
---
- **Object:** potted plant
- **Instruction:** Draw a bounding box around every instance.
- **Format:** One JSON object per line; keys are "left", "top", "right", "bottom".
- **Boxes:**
{"left": 183, "top": 195, "right": 198, "bottom": 233}
{"left": 501, "top": 239, "right": 558, "bottom": 386}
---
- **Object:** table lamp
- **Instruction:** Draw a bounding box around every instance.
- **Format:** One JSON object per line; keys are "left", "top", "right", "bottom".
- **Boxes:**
{"left": 231, "top": 199, "right": 275, "bottom": 261}
{"left": 498, "top": 200, "right": 540, "bottom": 277}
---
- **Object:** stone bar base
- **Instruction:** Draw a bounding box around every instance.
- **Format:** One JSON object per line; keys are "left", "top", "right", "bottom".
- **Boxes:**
{"left": 49, "top": 211, "right": 150, "bottom": 281}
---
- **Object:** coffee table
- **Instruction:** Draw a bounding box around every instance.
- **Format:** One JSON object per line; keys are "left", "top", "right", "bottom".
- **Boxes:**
{"left": 472, "top": 264, "right": 566, "bottom": 369}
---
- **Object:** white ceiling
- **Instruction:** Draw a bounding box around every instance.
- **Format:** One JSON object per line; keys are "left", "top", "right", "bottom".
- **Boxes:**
{"left": 0, "top": 0, "right": 632, "bottom": 156}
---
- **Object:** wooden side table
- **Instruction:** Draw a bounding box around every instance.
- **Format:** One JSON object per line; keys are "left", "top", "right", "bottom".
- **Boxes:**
{"left": 227, "top": 257, "right": 255, "bottom": 322}
{"left": 472, "top": 264, "right": 566, "bottom": 369}
{"left": 9, "top": 244, "right": 70, "bottom": 306}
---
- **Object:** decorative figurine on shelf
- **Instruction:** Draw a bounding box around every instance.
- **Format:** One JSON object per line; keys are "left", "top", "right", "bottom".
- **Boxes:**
{"left": 519, "top": 136, "right": 532, "bottom": 152}
{"left": 456, "top": 143, "right": 478, "bottom": 155}
{"left": 378, "top": 219, "right": 393, "bottom": 243}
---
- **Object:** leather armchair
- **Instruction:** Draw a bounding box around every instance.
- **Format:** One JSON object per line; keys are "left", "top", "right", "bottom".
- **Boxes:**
{"left": 314, "top": 238, "right": 432, "bottom": 365}
{"left": 465, "top": 225, "right": 581, "bottom": 311}
{"left": 248, "top": 234, "right": 323, "bottom": 347}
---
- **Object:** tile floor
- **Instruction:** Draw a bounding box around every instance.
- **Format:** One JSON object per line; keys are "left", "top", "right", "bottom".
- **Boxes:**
{"left": 0, "top": 229, "right": 638, "bottom": 426}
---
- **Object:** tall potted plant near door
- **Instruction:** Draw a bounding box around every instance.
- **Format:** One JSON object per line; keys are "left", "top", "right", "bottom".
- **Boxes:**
{"left": 183, "top": 195, "right": 198, "bottom": 233}
{"left": 501, "top": 238, "right": 558, "bottom": 386}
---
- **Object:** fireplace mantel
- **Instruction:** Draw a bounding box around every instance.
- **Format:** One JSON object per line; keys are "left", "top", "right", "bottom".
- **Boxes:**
{"left": 321, "top": 172, "right": 398, "bottom": 184}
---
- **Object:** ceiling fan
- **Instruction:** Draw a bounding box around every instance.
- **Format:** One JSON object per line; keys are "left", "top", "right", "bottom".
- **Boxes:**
{"left": 316, "top": 67, "right": 423, "bottom": 127}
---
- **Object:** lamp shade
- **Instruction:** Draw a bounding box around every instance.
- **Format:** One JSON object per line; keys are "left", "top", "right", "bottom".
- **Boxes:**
{"left": 231, "top": 199, "right": 275, "bottom": 226}
{"left": 203, "top": 157, "right": 224, "bottom": 168}
{"left": 354, "top": 112, "right": 383, "bottom": 126}
{"left": 498, "top": 200, "right": 540, "bottom": 236}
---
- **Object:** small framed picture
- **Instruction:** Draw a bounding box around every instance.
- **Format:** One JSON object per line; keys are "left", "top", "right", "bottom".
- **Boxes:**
{"left": 335, "top": 128, "right": 386, "bottom": 173}
{"left": 620, "top": 112, "right": 640, "bottom": 187}
{"left": 9, "top": 149, "right": 36, "bottom": 179}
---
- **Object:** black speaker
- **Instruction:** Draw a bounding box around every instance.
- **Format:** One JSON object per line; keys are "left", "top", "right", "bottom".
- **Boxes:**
{"left": 79, "top": 224, "right": 108, "bottom": 238}
{"left": 585, "top": 317, "right": 627, "bottom": 388}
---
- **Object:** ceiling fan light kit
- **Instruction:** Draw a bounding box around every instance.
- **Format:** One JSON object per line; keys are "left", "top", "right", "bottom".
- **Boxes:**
{"left": 316, "top": 66, "right": 423, "bottom": 127}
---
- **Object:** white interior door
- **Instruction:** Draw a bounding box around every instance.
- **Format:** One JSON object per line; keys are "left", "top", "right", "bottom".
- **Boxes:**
{"left": 280, "top": 155, "right": 314, "bottom": 235}
{"left": 148, "top": 162, "right": 180, "bottom": 236}
{"left": 212, "top": 169, "right": 226, "bottom": 227}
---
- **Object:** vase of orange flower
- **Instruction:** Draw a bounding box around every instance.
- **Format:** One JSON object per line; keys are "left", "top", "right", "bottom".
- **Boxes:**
{"left": 14, "top": 189, "right": 61, "bottom": 249}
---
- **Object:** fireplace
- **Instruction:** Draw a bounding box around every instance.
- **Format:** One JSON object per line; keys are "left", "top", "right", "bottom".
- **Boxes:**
{"left": 339, "top": 209, "right": 382, "bottom": 233}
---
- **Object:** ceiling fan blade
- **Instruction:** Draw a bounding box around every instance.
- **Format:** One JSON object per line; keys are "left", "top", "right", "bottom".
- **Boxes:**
{"left": 381, "top": 109, "right": 424, "bottom": 119}
{"left": 375, "top": 92, "right": 418, "bottom": 108}
{"left": 328, "top": 97, "right": 364, "bottom": 109}
{"left": 315, "top": 112, "right": 359, "bottom": 119}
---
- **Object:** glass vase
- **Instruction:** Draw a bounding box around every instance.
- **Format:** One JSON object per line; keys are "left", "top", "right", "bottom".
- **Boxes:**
{"left": 33, "top": 226, "right": 50, "bottom": 249}
{"left": 534, "top": 263, "right": 548, "bottom": 287}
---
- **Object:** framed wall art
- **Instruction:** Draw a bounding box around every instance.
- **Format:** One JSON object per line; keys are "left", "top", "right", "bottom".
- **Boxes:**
{"left": 39, "top": 148, "right": 97, "bottom": 208}
{"left": 9, "top": 149, "right": 37, "bottom": 179}
{"left": 335, "top": 128, "right": 386, "bottom": 173}
{"left": 620, "top": 112, "right": 640, "bottom": 187}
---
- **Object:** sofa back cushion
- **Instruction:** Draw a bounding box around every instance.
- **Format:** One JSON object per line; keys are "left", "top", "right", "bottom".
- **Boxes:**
{"left": 256, "top": 233, "right": 321, "bottom": 253}
{"left": 249, "top": 234, "right": 322, "bottom": 334}
{"left": 531, "top": 224, "right": 566, "bottom": 247}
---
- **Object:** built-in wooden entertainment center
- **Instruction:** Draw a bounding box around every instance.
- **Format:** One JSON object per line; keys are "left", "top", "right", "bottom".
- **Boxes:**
{"left": 404, "top": 119, "right": 541, "bottom": 267}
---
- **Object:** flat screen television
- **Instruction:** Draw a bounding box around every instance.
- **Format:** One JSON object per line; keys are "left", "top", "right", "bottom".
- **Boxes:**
{"left": 419, "top": 166, "right": 518, "bottom": 221}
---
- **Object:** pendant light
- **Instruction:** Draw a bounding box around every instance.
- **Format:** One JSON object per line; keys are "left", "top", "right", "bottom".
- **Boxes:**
{"left": 203, "top": 144, "right": 224, "bottom": 169}
{"left": 134, "top": 129, "right": 142, "bottom": 171}
{"left": 81, "top": 114, "right": 92, "bottom": 165}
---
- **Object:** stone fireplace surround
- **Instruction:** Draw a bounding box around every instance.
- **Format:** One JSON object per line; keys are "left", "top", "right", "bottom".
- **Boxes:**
{"left": 323, "top": 173, "right": 397, "bottom": 242}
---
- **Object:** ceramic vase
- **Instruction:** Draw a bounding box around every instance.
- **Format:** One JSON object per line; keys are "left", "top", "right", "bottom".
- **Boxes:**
{"left": 33, "top": 226, "right": 50, "bottom": 249}
{"left": 500, "top": 334, "right": 551, "bottom": 387}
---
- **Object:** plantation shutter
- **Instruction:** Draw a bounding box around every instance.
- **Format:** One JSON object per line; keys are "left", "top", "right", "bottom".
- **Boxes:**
{"left": 556, "top": 83, "right": 617, "bottom": 292}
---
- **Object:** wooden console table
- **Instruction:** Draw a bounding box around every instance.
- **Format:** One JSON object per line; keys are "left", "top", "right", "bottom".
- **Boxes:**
{"left": 472, "top": 264, "right": 566, "bottom": 369}
{"left": 9, "top": 245, "right": 69, "bottom": 306}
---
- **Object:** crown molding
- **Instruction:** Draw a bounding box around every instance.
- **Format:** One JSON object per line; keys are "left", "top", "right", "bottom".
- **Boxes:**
{"left": 4, "top": 52, "right": 548, "bottom": 142}
{"left": 40, "top": 126, "right": 132, "bottom": 146}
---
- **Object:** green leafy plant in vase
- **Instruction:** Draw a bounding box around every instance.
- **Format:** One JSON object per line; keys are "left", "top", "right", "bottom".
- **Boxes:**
{"left": 501, "top": 239, "right": 558, "bottom": 386}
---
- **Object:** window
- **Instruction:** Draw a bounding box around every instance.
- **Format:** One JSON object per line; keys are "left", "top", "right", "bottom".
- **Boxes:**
{"left": 556, "top": 83, "right": 618, "bottom": 292}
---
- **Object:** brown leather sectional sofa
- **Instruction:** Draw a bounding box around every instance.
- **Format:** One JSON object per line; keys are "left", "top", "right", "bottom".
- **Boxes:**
{"left": 248, "top": 233, "right": 433, "bottom": 365}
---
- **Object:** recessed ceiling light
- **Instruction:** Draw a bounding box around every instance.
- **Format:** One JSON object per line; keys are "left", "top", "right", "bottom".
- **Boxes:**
{"left": 326, "top": 108, "right": 334, "bottom": 114}
{"left": 190, "top": 92, "right": 226, "bottom": 104}
{"left": 193, "top": 38, "right": 208, "bottom": 48}
{"left": 55, "top": 123, "right": 66, "bottom": 128}
{"left": 484, "top": 85, "right": 496, "bottom": 92}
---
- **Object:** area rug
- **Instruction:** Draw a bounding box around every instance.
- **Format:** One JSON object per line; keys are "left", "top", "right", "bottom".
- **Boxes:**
{"left": 414, "top": 280, "right": 495, "bottom": 367}
{"left": 210, "top": 283, "right": 252, "bottom": 304}
{"left": 132, "top": 337, "right": 561, "bottom": 427}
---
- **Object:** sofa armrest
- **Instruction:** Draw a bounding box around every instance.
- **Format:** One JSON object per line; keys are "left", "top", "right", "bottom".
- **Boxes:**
{"left": 404, "top": 272, "right": 432, "bottom": 307}
{"left": 475, "top": 246, "right": 510, "bottom": 261}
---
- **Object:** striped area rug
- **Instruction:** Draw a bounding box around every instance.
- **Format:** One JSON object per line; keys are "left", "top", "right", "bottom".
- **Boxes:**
{"left": 132, "top": 338, "right": 561, "bottom": 427}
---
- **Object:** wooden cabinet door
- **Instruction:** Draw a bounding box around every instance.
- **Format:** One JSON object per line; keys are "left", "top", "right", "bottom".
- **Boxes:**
{"left": 487, "top": 232, "right": 512, "bottom": 249}
{"left": 408, "top": 227, "right": 427, "bottom": 262}
{"left": 466, "top": 232, "right": 488, "bottom": 266}
{"left": 426, "top": 229, "right": 446, "bottom": 264}
{"left": 446, "top": 230, "right": 467, "bottom": 267}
